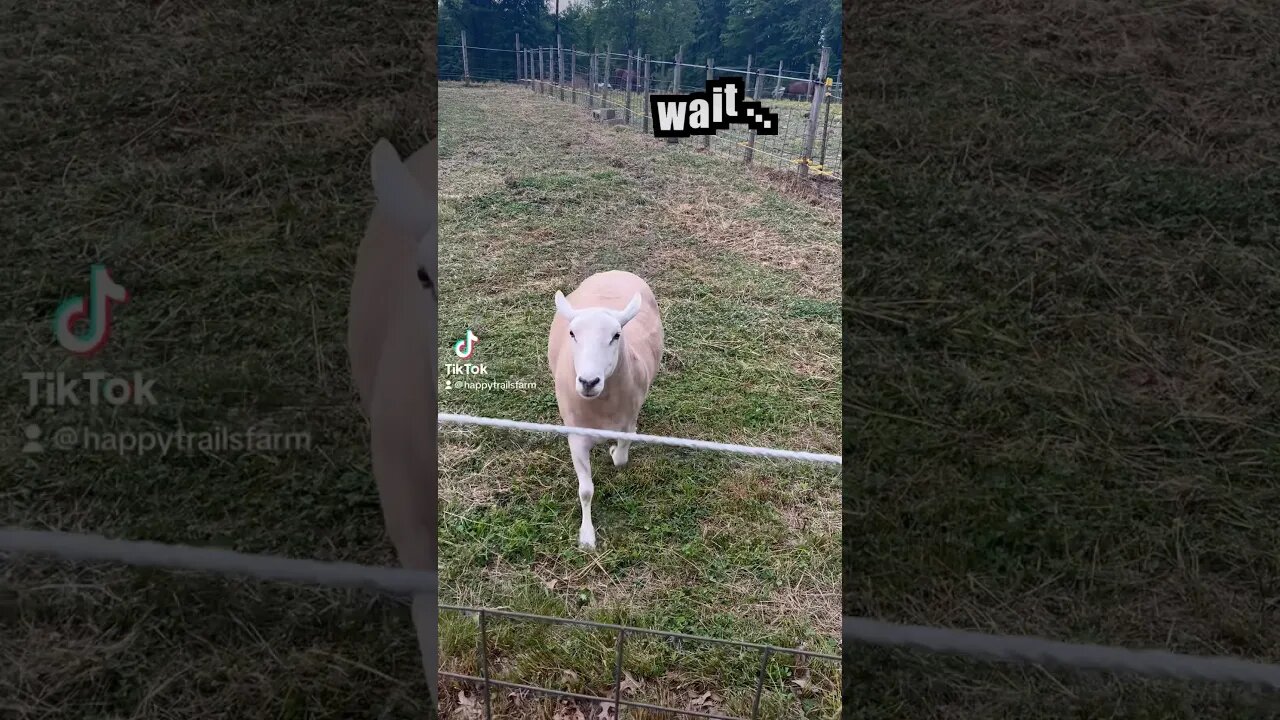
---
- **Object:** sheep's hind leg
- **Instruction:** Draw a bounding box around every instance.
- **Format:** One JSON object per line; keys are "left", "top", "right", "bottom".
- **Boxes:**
{"left": 569, "top": 433, "right": 598, "bottom": 549}
{"left": 609, "top": 421, "right": 636, "bottom": 467}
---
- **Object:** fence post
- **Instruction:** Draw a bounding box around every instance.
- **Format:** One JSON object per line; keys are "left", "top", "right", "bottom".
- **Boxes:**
{"left": 745, "top": 69, "right": 764, "bottom": 164}
{"left": 515, "top": 34, "right": 521, "bottom": 82}
{"left": 704, "top": 58, "right": 712, "bottom": 150}
{"left": 642, "top": 54, "right": 651, "bottom": 133}
{"left": 673, "top": 46, "right": 682, "bottom": 92}
{"left": 589, "top": 51, "right": 597, "bottom": 108}
{"left": 529, "top": 49, "right": 535, "bottom": 92}
{"left": 460, "top": 31, "right": 470, "bottom": 85}
{"left": 818, "top": 68, "right": 840, "bottom": 170}
{"left": 774, "top": 60, "right": 783, "bottom": 98}
{"left": 808, "top": 63, "right": 814, "bottom": 87}
{"left": 571, "top": 48, "right": 578, "bottom": 104}
{"left": 602, "top": 44, "right": 611, "bottom": 110}
{"left": 624, "top": 51, "right": 634, "bottom": 124}
{"left": 558, "top": 36, "right": 566, "bottom": 101}
{"left": 800, "top": 46, "right": 830, "bottom": 177}
{"left": 478, "top": 610, "right": 493, "bottom": 720}
{"left": 541, "top": 47, "right": 548, "bottom": 94}
{"left": 746, "top": 53, "right": 752, "bottom": 80}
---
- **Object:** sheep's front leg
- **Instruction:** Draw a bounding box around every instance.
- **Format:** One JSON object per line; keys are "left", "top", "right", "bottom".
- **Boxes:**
{"left": 609, "top": 420, "right": 637, "bottom": 467}
{"left": 569, "top": 433, "right": 598, "bottom": 549}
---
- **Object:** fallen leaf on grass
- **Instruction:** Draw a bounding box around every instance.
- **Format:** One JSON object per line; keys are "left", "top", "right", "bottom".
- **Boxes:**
{"left": 686, "top": 690, "right": 725, "bottom": 713}
{"left": 553, "top": 699, "right": 587, "bottom": 720}
{"left": 451, "top": 688, "right": 483, "bottom": 719}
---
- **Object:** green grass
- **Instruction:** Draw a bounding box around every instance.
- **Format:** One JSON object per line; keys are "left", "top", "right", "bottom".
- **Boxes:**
{"left": 436, "top": 82, "right": 841, "bottom": 719}
{"left": 2, "top": 1, "right": 437, "bottom": 718}
{"left": 845, "top": 1, "right": 1280, "bottom": 718}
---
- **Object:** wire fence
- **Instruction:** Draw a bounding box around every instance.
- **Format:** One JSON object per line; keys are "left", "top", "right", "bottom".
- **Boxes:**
{"left": 439, "top": 38, "right": 842, "bottom": 183}
{"left": 12, "top": 413, "right": 1280, "bottom": 716}
{"left": 439, "top": 606, "right": 839, "bottom": 720}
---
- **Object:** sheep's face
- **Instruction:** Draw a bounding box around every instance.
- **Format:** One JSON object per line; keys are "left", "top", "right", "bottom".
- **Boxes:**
{"left": 555, "top": 291, "right": 642, "bottom": 399}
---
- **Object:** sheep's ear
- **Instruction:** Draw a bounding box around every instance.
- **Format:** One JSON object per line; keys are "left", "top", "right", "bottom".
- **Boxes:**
{"left": 554, "top": 291, "right": 577, "bottom": 319}
{"left": 615, "top": 293, "right": 642, "bottom": 326}
{"left": 371, "top": 138, "right": 435, "bottom": 240}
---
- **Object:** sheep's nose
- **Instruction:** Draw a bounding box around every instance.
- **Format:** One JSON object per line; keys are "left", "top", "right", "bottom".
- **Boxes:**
{"left": 579, "top": 377, "right": 601, "bottom": 390}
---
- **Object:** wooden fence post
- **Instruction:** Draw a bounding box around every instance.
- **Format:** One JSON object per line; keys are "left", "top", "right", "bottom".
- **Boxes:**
{"left": 704, "top": 58, "right": 713, "bottom": 150}
{"left": 571, "top": 48, "right": 578, "bottom": 103}
{"left": 602, "top": 45, "right": 611, "bottom": 109}
{"left": 774, "top": 60, "right": 783, "bottom": 97}
{"left": 624, "top": 51, "right": 634, "bottom": 124}
{"left": 558, "top": 36, "right": 566, "bottom": 101}
{"left": 800, "top": 47, "right": 830, "bottom": 177}
{"left": 745, "top": 69, "right": 764, "bottom": 164}
{"left": 460, "top": 31, "right": 470, "bottom": 85}
{"left": 673, "top": 46, "right": 682, "bottom": 91}
{"left": 589, "top": 51, "right": 597, "bottom": 108}
{"left": 642, "top": 54, "right": 651, "bottom": 133}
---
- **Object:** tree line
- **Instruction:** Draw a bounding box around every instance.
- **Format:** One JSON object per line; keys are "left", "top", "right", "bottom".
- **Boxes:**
{"left": 440, "top": 0, "right": 841, "bottom": 77}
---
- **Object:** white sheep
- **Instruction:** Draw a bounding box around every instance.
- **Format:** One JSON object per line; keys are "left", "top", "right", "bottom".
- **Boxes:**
{"left": 547, "top": 271, "right": 664, "bottom": 550}
{"left": 348, "top": 137, "right": 438, "bottom": 707}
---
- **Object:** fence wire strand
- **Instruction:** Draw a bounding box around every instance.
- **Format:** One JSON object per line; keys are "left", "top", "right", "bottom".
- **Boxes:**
{"left": 8, "top": 526, "right": 1280, "bottom": 695}
{"left": 438, "top": 412, "right": 841, "bottom": 465}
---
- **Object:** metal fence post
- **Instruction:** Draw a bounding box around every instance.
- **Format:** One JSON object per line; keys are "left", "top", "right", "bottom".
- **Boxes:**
{"left": 612, "top": 629, "right": 626, "bottom": 714}
{"left": 571, "top": 48, "right": 578, "bottom": 103}
{"left": 819, "top": 68, "right": 840, "bottom": 171}
{"left": 774, "top": 60, "right": 783, "bottom": 98}
{"left": 515, "top": 34, "right": 521, "bottom": 82}
{"left": 477, "top": 610, "right": 493, "bottom": 720}
{"left": 750, "top": 647, "right": 772, "bottom": 720}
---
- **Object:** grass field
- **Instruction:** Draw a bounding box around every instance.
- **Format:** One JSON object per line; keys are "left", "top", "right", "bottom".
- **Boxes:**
{"left": 2, "top": 2, "right": 437, "bottom": 718}
{"left": 845, "top": 1, "right": 1280, "bottom": 718}
{"left": 435, "top": 82, "right": 841, "bottom": 719}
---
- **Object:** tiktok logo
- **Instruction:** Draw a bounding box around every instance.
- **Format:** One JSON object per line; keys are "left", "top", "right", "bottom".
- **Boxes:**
{"left": 53, "top": 264, "right": 129, "bottom": 356}
{"left": 453, "top": 328, "right": 478, "bottom": 359}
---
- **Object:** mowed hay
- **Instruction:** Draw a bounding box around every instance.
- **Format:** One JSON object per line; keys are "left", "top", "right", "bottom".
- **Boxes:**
{"left": 3, "top": 1, "right": 437, "bottom": 718}
{"left": 846, "top": 1, "right": 1280, "bottom": 718}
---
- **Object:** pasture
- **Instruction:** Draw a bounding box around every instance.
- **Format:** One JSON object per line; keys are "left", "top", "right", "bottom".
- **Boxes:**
{"left": 846, "top": 1, "right": 1280, "bottom": 718}
{"left": 435, "top": 82, "right": 841, "bottom": 719}
{"left": 3, "top": 1, "right": 436, "bottom": 718}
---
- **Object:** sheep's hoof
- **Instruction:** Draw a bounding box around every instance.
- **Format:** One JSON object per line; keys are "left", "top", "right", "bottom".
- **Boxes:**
{"left": 578, "top": 527, "right": 597, "bottom": 551}
{"left": 609, "top": 444, "right": 629, "bottom": 467}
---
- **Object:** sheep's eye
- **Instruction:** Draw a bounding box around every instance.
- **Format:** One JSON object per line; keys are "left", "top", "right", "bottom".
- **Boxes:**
{"left": 569, "top": 331, "right": 575, "bottom": 340}
{"left": 611, "top": 332, "right": 620, "bottom": 342}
